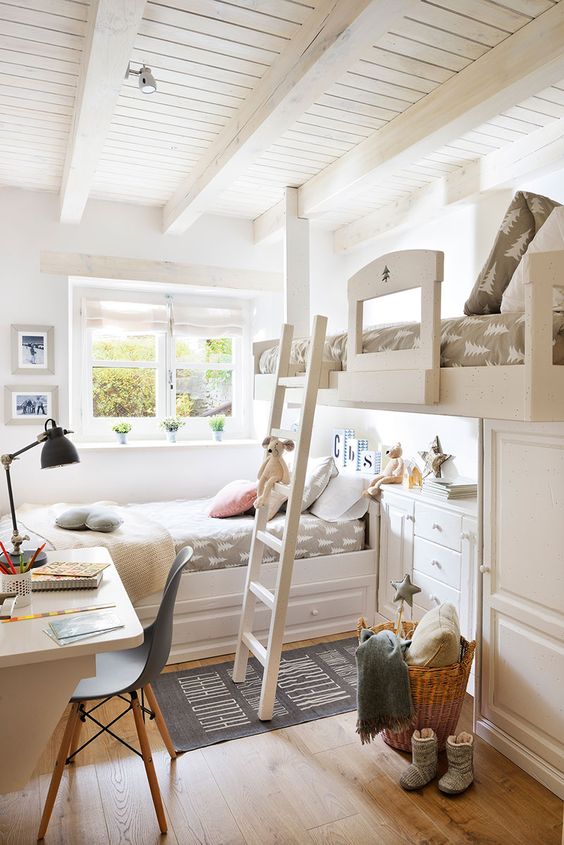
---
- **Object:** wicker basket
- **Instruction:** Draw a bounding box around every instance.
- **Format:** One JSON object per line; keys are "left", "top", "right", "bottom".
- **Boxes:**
{"left": 357, "top": 618, "right": 476, "bottom": 752}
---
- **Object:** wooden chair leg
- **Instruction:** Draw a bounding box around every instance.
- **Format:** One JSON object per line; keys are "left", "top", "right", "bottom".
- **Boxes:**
{"left": 131, "top": 691, "right": 167, "bottom": 834}
{"left": 68, "top": 705, "right": 84, "bottom": 762}
{"left": 144, "top": 683, "right": 177, "bottom": 760}
{"left": 37, "top": 703, "right": 80, "bottom": 841}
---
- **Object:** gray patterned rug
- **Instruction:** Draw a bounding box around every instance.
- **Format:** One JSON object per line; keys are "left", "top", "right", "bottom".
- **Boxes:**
{"left": 152, "top": 637, "right": 358, "bottom": 752}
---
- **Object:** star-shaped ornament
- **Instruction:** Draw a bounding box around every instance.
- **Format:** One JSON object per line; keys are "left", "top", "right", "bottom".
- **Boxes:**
{"left": 391, "top": 574, "right": 421, "bottom": 608}
{"left": 418, "top": 435, "right": 452, "bottom": 478}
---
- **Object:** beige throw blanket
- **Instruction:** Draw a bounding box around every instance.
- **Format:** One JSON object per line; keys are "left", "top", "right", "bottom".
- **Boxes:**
{"left": 12, "top": 503, "right": 175, "bottom": 604}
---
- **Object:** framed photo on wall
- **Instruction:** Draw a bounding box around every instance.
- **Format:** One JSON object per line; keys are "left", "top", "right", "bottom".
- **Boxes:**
{"left": 4, "top": 385, "right": 59, "bottom": 425}
{"left": 11, "top": 324, "right": 54, "bottom": 375}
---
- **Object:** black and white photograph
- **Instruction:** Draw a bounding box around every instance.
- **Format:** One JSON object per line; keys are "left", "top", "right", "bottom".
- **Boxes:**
{"left": 4, "top": 385, "right": 58, "bottom": 425}
{"left": 15, "top": 392, "right": 49, "bottom": 416}
{"left": 11, "top": 324, "right": 54, "bottom": 374}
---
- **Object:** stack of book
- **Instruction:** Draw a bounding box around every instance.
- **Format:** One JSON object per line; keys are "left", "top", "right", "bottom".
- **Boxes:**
{"left": 423, "top": 476, "right": 477, "bottom": 500}
{"left": 32, "top": 561, "right": 109, "bottom": 590}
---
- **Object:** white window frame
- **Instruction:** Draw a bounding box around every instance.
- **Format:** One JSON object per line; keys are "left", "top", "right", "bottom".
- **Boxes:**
{"left": 71, "top": 285, "right": 251, "bottom": 441}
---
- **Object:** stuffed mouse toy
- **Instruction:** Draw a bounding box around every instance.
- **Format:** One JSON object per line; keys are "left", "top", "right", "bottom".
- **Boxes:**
{"left": 255, "top": 436, "right": 294, "bottom": 508}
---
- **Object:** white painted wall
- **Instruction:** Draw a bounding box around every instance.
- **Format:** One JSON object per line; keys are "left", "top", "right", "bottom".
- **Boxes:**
{"left": 0, "top": 188, "right": 282, "bottom": 511}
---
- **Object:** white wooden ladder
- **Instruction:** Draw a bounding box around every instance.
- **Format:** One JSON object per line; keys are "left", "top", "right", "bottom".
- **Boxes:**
{"left": 232, "top": 314, "right": 327, "bottom": 720}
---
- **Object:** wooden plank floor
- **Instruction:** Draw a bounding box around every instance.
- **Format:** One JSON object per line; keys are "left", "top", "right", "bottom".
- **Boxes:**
{"left": 1, "top": 632, "right": 562, "bottom": 845}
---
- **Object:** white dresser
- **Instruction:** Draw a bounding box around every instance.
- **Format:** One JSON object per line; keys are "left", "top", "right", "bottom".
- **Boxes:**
{"left": 378, "top": 485, "right": 478, "bottom": 643}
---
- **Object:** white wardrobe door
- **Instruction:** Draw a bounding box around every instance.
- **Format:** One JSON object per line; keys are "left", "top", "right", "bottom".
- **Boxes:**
{"left": 482, "top": 421, "right": 564, "bottom": 782}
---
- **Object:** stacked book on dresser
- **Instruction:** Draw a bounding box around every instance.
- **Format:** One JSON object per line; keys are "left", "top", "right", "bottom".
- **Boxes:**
{"left": 423, "top": 476, "right": 477, "bottom": 500}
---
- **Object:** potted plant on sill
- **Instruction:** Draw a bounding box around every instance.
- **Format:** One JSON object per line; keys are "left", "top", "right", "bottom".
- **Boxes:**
{"left": 209, "top": 415, "right": 225, "bottom": 442}
{"left": 160, "top": 417, "right": 185, "bottom": 443}
{"left": 112, "top": 421, "right": 132, "bottom": 445}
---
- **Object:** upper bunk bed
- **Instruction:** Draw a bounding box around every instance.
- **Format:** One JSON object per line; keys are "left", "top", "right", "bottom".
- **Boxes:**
{"left": 254, "top": 247, "right": 564, "bottom": 422}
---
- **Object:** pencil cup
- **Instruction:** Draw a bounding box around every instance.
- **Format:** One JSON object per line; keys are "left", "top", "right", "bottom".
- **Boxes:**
{"left": 1, "top": 570, "right": 31, "bottom": 607}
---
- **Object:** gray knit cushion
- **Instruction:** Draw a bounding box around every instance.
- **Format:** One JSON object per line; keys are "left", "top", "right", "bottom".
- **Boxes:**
{"left": 85, "top": 506, "right": 123, "bottom": 533}
{"left": 464, "top": 191, "right": 561, "bottom": 315}
{"left": 55, "top": 506, "right": 91, "bottom": 530}
{"left": 56, "top": 505, "right": 123, "bottom": 533}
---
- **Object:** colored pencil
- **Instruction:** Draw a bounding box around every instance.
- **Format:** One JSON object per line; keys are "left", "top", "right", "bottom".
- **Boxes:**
{"left": 0, "top": 542, "right": 17, "bottom": 574}
{"left": 25, "top": 543, "right": 46, "bottom": 572}
{"left": 1, "top": 603, "right": 116, "bottom": 624}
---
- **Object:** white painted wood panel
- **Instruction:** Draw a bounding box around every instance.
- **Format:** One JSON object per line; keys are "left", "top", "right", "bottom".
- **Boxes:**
{"left": 479, "top": 421, "right": 564, "bottom": 798}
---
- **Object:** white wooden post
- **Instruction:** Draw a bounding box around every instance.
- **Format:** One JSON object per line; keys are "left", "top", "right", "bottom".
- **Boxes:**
{"left": 283, "top": 187, "right": 310, "bottom": 338}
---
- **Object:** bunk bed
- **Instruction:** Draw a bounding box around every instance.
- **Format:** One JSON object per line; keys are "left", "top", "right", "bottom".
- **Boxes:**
{"left": 254, "top": 249, "right": 564, "bottom": 422}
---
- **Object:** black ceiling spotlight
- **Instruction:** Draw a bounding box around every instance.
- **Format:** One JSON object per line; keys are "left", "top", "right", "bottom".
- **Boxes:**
{"left": 125, "top": 61, "right": 157, "bottom": 94}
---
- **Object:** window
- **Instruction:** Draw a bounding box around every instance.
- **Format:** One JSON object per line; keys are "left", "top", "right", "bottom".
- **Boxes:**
{"left": 73, "top": 289, "right": 249, "bottom": 439}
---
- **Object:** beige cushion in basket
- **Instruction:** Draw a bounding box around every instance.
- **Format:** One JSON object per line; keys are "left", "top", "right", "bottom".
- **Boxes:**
{"left": 464, "top": 191, "right": 560, "bottom": 316}
{"left": 406, "top": 603, "right": 461, "bottom": 668}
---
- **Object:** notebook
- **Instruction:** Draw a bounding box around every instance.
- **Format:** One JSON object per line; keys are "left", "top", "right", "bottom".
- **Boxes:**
{"left": 33, "top": 562, "right": 110, "bottom": 577}
{"left": 32, "top": 572, "right": 103, "bottom": 591}
{"left": 48, "top": 609, "right": 123, "bottom": 644}
{"left": 32, "top": 561, "right": 108, "bottom": 590}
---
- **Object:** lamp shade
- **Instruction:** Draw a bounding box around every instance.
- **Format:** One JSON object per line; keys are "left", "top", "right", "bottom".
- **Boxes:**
{"left": 40, "top": 420, "right": 80, "bottom": 469}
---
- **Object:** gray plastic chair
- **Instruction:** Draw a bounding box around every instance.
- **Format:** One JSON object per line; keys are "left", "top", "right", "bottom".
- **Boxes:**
{"left": 38, "top": 546, "right": 193, "bottom": 840}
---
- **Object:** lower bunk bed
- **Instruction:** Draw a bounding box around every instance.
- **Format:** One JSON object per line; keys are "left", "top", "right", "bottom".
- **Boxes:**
{"left": 1, "top": 498, "right": 379, "bottom": 663}
{"left": 131, "top": 498, "right": 378, "bottom": 662}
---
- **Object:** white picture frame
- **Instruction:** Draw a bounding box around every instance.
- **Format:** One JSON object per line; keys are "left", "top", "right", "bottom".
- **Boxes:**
{"left": 4, "top": 386, "right": 59, "bottom": 425}
{"left": 11, "top": 325, "right": 54, "bottom": 375}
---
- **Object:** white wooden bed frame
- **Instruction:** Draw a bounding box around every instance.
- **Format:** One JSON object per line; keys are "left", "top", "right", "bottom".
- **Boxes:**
{"left": 134, "top": 501, "right": 379, "bottom": 663}
{"left": 255, "top": 249, "right": 564, "bottom": 422}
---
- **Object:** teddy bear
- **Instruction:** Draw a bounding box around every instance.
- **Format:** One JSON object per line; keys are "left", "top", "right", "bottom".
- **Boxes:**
{"left": 254, "top": 436, "right": 295, "bottom": 507}
{"left": 362, "top": 442, "right": 404, "bottom": 500}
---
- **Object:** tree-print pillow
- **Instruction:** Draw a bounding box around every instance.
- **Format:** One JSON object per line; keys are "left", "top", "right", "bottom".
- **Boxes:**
{"left": 464, "top": 191, "right": 561, "bottom": 316}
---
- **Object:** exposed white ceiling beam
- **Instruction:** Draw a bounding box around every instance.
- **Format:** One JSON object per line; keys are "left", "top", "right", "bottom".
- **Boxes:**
{"left": 296, "top": 2, "right": 564, "bottom": 221}
{"left": 334, "top": 116, "right": 564, "bottom": 252}
{"left": 253, "top": 199, "right": 285, "bottom": 246}
{"left": 162, "top": 0, "right": 416, "bottom": 235}
{"left": 59, "top": 0, "right": 146, "bottom": 223}
{"left": 40, "top": 251, "right": 283, "bottom": 292}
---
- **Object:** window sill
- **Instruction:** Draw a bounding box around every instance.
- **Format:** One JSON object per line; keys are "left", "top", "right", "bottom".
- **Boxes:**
{"left": 75, "top": 438, "right": 261, "bottom": 451}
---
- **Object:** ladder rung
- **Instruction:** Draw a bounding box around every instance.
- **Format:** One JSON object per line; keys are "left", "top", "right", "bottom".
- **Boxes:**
{"left": 242, "top": 631, "right": 267, "bottom": 666}
{"left": 271, "top": 428, "right": 298, "bottom": 440}
{"left": 249, "top": 580, "right": 275, "bottom": 609}
{"left": 278, "top": 376, "right": 306, "bottom": 388}
{"left": 256, "top": 529, "right": 283, "bottom": 554}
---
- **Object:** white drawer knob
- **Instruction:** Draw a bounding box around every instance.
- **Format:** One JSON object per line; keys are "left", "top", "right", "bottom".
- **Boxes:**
{"left": 311, "top": 608, "right": 319, "bottom": 616}
{"left": 461, "top": 531, "right": 470, "bottom": 540}
{"left": 406, "top": 514, "right": 414, "bottom": 522}
{"left": 479, "top": 565, "right": 490, "bottom": 574}
{"left": 432, "top": 522, "right": 441, "bottom": 530}
{"left": 428, "top": 594, "right": 439, "bottom": 603}
{"left": 431, "top": 559, "right": 441, "bottom": 568}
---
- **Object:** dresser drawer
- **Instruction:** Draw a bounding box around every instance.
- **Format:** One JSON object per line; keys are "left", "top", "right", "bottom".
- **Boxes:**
{"left": 413, "top": 536, "right": 461, "bottom": 590}
{"left": 415, "top": 502, "right": 462, "bottom": 551}
{"left": 412, "top": 569, "right": 460, "bottom": 616}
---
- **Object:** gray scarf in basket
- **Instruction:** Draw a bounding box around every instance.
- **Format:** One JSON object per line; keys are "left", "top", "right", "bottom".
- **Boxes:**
{"left": 355, "top": 628, "right": 414, "bottom": 744}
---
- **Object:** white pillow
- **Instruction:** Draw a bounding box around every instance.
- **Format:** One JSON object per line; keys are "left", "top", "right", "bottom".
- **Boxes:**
{"left": 501, "top": 207, "right": 564, "bottom": 313}
{"left": 309, "top": 473, "right": 369, "bottom": 522}
{"left": 301, "top": 456, "right": 338, "bottom": 511}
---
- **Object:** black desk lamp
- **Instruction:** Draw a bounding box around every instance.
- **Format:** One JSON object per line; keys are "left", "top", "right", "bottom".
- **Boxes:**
{"left": 1, "top": 418, "right": 79, "bottom": 566}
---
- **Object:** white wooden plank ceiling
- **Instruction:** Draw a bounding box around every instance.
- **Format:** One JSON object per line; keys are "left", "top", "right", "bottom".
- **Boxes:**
{"left": 0, "top": 0, "right": 563, "bottom": 240}
{"left": 0, "top": 0, "right": 89, "bottom": 192}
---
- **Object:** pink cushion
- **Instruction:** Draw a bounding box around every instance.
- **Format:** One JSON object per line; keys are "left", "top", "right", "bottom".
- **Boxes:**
{"left": 207, "top": 480, "right": 258, "bottom": 518}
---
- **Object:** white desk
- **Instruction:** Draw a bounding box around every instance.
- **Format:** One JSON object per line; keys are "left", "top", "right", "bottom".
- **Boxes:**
{"left": 0, "top": 548, "right": 143, "bottom": 794}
